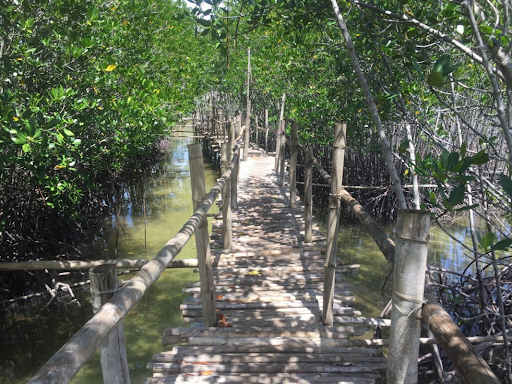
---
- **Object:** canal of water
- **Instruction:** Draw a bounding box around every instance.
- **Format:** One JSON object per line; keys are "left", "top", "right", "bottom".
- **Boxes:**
{"left": 0, "top": 136, "right": 487, "bottom": 383}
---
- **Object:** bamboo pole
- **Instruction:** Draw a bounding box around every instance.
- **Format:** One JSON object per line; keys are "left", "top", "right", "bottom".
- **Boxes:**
{"left": 229, "top": 120, "right": 238, "bottom": 209}
{"left": 221, "top": 143, "right": 232, "bottom": 251}
{"left": 323, "top": 123, "right": 347, "bottom": 326}
{"left": 289, "top": 121, "right": 298, "bottom": 207}
{"left": 304, "top": 146, "right": 313, "bottom": 243}
{"left": 244, "top": 48, "right": 251, "bottom": 161}
{"left": 275, "top": 94, "right": 286, "bottom": 170}
{"left": 188, "top": 143, "right": 217, "bottom": 327}
{"left": 264, "top": 109, "right": 269, "bottom": 153}
{"left": 0, "top": 258, "right": 198, "bottom": 271}
{"left": 255, "top": 115, "right": 259, "bottom": 149}
{"left": 278, "top": 120, "right": 286, "bottom": 187}
{"left": 422, "top": 295, "right": 500, "bottom": 384}
{"left": 89, "top": 265, "right": 130, "bottom": 384}
{"left": 387, "top": 209, "right": 430, "bottom": 384}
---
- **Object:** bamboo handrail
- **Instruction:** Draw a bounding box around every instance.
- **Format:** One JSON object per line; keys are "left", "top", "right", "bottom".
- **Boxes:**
{"left": 311, "top": 156, "right": 395, "bottom": 264}
{"left": 28, "top": 148, "right": 239, "bottom": 384}
{"left": 0, "top": 259, "right": 198, "bottom": 271}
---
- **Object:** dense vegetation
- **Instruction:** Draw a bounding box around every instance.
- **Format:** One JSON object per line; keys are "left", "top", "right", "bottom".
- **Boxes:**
{"left": 2, "top": 0, "right": 512, "bottom": 381}
{"left": 0, "top": 0, "right": 218, "bottom": 264}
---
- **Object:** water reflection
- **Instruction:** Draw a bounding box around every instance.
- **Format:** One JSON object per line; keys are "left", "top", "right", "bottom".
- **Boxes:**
{"left": 0, "top": 137, "right": 218, "bottom": 384}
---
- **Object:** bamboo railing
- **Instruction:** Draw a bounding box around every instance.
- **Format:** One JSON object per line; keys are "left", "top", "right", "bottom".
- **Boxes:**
{"left": 27, "top": 122, "right": 242, "bottom": 384}
{"left": 277, "top": 120, "right": 500, "bottom": 384}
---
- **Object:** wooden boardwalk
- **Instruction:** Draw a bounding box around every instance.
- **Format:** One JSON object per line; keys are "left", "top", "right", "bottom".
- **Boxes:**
{"left": 145, "top": 147, "right": 386, "bottom": 383}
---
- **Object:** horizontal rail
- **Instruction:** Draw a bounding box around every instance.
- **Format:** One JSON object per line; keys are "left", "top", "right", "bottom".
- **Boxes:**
{"left": 0, "top": 259, "right": 198, "bottom": 271}
{"left": 28, "top": 149, "right": 239, "bottom": 384}
{"left": 422, "top": 295, "right": 501, "bottom": 384}
{"left": 311, "top": 156, "right": 395, "bottom": 264}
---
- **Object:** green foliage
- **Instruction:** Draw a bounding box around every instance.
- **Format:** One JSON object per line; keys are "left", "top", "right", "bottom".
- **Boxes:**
{"left": 0, "top": 0, "right": 218, "bottom": 257}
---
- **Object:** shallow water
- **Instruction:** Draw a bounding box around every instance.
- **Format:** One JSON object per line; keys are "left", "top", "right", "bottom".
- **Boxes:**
{"left": 0, "top": 137, "right": 218, "bottom": 384}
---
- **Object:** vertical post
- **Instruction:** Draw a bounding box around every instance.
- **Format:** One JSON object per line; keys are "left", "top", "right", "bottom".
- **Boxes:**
{"left": 221, "top": 143, "right": 232, "bottom": 251}
{"left": 188, "top": 143, "right": 217, "bottom": 327}
{"left": 89, "top": 265, "right": 130, "bottom": 384}
{"left": 304, "top": 145, "right": 313, "bottom": 243}
{"left": 229, "top": 121, "right": 238, "bottom": 209}
{"left": 290, "top": 120, "right": 298, "bottom": 207}
{"left": 275, "top": 94, "right": 286, "bottom": 170}
{"left": 244, "top": 47, "right": 251, "bottom": 161}
{"left": 387, "top": 210, "right": 430, "bottom": 384}
{"left": 264, "top": 109, "right": 269, "bottom": 153}
{"left": 212, "top": 102, "right": 217, "bottom": 138}
{"left": 278, "top": 120, "right": 286, "bottom": 187}
{"left": 255, "top": 115, "right": 259, "bottom": 150}
{"left": 322, "top": 123, "right": 347, "bottom": 326}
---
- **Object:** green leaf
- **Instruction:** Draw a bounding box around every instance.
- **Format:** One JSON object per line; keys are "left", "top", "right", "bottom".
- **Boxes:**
{"left": 455, "top": 203, "right": 479, "bottom": 212}
{"left": 448, "top": 183, "right": 465, "bottom": 207}
{"left": 460, "top": 142, "right": 467, "bottom": 158}
{"left": 493, "top": 238, "right": 512, "bottom": 251}
{"left": 398, "top": 140, "right": 409, "bottom": 154}
{"left": 471, "top": 150, "right": 489, "bottom": 165}
{"left": 63, "top": 129, "right": 74, "bottom": 136}
{"left": 22, "top": 143, "right": 31, "bottom": 153}
{"left": 427, "top": 71, "right": 444, "bottom": 86}
{"left": 479, "top": 232, "right": 495, "bottom": 250}
{"left": 498, "top": 173, "right": 512, "bottom": 198}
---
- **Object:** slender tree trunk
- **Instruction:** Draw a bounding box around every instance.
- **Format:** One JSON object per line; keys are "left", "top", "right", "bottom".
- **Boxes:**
{"left": 329, "top": 0, "right": 407, "bottom": 209}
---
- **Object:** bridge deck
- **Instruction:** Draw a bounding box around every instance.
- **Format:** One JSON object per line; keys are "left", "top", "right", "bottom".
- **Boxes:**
{"left": 145, "top": 148, "right": 386, "bottom": 383}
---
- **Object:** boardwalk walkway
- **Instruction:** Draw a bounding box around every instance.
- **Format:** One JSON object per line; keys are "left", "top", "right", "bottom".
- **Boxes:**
{"left": 145, "top": 147, "right": 386, "bottom": 383}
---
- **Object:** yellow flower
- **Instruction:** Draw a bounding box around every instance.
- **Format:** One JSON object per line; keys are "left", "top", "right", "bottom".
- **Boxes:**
{"left": 12, "top": 116, "right": 19, "bottom": 121}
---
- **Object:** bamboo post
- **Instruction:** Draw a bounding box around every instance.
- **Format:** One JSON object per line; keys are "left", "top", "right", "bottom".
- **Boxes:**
{"left": 322, "top": 123, "right": 347, "bottom": 326}
{"left": 229, "top": 120, "right": 238, "bottom": 209}
{"left": 264, "top": 109, "right": 269, "bottom": 153}
{"left": 278, "top": 120, "right": 286, "bottom": 187}
{"left": 255, "top": 115, "right": 259, "bottom": 149}
{"left": 275, "top": 94, "right": 286, "bottom": 170}
{"left": 289, "top": 120, "right": 298, "bottom": 207}
{"left": 387, "top": 209, "right": 430, "bottom": 384}
{"left": 274, "top": 120, "right": 281, "bottom": 171}
{"left": 89, "top": 265, "right": 130, "bottom": 384}
{"left": 304, "top": 145, "right": 313, "bottom": 243}
{"left": 221, "top": 143, "right": 232, "bottom": 251}
{"left": 244, "top": 48, "right": 251, "bottom": 161}
{"left": 188, "top": 143, "right": 217, "bottom": 327}
{"left": 422, "top": 296, "right": 501, "bottom": 384}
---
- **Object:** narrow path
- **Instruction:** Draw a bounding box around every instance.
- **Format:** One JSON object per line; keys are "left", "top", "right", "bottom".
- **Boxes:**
{"left": 145, "top": 146, "right": 385, "bottom": 383}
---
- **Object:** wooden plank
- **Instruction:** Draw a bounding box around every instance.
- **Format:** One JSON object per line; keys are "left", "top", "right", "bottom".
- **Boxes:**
{"left": 145, "top": 373, "right": 379, "bottom": 384}
{"left": 150, "top": 362, "right": 386, "bottom": 374}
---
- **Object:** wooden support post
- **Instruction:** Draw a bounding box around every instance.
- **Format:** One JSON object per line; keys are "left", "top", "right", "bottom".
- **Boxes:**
{"left": 264, "top": 109, "right": 269, "bottom": 153}
{"left": 229, "top": 121, "right": 238, "bottom": 209}
{"left": 422, "top": 296, "right": 501, "bottom": 384}
{"left": 322, "top": 123, "right": 347, "bottom": 326}
{"left": 304, "top": 145, "right": 313, "bottom": 243}
{"left": 278, "top": 120, "right": 286, "bottom": 187}
{"left": 255, "top": 115, "right": 259, "bottom": 149}
{"left": 387, "top": 209, "right": 430, "bottom": 384}
{"left": 89, "top": 265, "right": 130, "bottom": 384}
{"left": 289, "top": 120, "right": 298, "bottom": 207}
{"left": 221, "top": 143, "right": 232, "bottom": 251}
{"left": 244, "top": 47, "right": 251, "bottom": 161}
{"left": 188, "top": 143, "right": 217, "bottom": 327}
{"left": 274, "top": 121, "right": 281, "bottom": 171}
{"left": 275, "top": 94, "right": 286, "bottom": 170}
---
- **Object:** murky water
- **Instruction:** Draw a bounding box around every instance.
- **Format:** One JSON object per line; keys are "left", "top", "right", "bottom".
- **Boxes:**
{"left": 0, "top": 137, "right": 501, "bottom": 383}
{"left": 0, "top": 136, "right": 218, "bottom": 384}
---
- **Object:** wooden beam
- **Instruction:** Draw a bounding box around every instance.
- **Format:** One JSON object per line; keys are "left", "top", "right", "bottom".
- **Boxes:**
{"left": 0, "top": 258, "right": 198, "bottom": 271}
